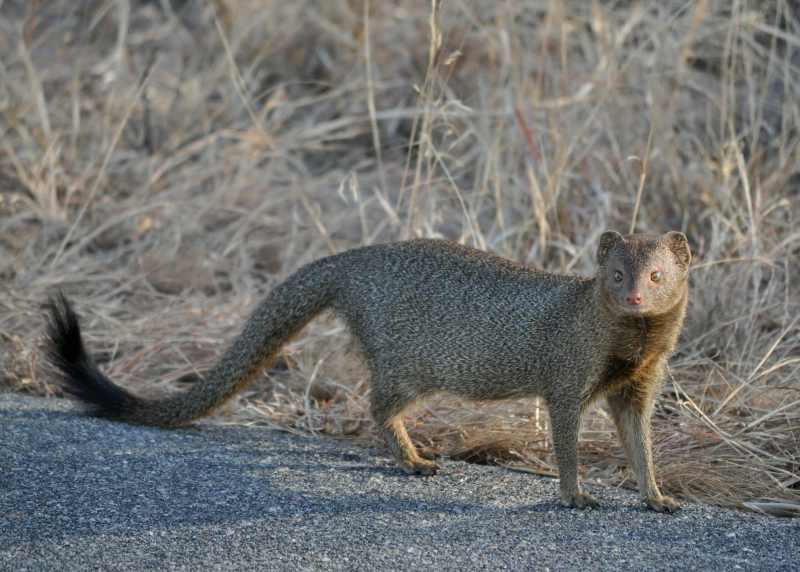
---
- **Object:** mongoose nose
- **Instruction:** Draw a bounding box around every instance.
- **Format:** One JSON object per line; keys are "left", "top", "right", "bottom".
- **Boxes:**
{"left": 626, "top": 292, "right": 643, "bottom": 306}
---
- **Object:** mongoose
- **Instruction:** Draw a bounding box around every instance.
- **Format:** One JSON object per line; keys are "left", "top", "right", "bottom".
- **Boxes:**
{"left": 45, "top": 230, "right": 691, "bottom": 512}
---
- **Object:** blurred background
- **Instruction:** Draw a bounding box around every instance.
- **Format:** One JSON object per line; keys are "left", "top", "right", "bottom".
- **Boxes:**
{"left": 1, "top": 0, "right": 798, "bottom": 513}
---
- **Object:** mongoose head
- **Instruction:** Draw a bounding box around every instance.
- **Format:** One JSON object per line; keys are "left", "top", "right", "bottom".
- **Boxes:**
{"left": 596, "top": 230, "right": 691, "bottom": 317}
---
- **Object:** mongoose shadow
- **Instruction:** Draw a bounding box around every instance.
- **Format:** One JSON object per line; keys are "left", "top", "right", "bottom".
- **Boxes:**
{"left": 5, "top": 404, "right": 492, "bottom": 545}
{"left": 44, "top": 230, "right": 691, "bottom": 513}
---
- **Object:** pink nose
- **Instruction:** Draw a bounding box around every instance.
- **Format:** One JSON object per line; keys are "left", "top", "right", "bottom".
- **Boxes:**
{"left": 626, "top": 292, "right": 642, "bottom": 306}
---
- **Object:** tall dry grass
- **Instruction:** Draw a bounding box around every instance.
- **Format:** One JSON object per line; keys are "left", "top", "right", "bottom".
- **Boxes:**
{"left": 1, "top": 0, "right": 798, "bottom": 515}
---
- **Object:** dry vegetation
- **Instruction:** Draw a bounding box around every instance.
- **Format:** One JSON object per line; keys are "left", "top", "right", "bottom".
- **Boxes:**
{"left": 1, "top": 0, "right": 798, "bottom": 515}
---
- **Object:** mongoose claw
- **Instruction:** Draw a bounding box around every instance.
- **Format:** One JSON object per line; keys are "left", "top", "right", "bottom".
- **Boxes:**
{"left": 646, "top": 495, "right": 680, "bottom": 513}
{"left": 560, "top": 491, "right": 599, "bottom": 509}
{"left": 402, "top": 458, "right": 440, "bottom": 476}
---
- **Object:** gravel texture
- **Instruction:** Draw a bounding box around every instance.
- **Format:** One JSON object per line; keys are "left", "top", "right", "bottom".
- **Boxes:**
{"left": 2, "top": 394, "right": 797, "bottom": 571}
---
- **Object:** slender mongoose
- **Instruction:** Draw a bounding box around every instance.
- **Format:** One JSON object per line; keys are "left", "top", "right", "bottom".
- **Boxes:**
{"left": 45, "top": 230, "right": 691, "bottom": 512}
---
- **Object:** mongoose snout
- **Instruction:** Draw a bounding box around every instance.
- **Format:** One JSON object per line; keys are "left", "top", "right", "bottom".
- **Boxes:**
{"left": 626, "top": 291, "right": 643, "bottom": 306}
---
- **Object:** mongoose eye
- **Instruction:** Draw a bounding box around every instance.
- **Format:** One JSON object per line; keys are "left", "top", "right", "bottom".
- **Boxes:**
{"left": 613, "top": 270, "right": 623, "bottom": 283}
{"left": 651, "top": 270, "right": 662, "bottom": 283}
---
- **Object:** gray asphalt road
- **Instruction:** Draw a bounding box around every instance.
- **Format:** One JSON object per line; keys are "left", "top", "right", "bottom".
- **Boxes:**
{"left": 2, "top": 394, "right": 797, "bottom": 571}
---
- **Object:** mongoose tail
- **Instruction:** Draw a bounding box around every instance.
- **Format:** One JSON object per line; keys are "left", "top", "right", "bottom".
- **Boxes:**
{"left": 45, "top": 258, "right": 337, "bottom": 426}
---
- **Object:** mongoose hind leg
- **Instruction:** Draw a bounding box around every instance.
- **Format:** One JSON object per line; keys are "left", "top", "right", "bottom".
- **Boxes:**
{"left": 370, "top": 384, "right": 439, "bottom": 476}
{"left": 381, "top": 416, "right": 439, "bottom": 476}
{"left": 548, "top": 404, "right": 598, "bottom": 509}
{"left": 607, "top": 389, "right": 680, "bottom": 513}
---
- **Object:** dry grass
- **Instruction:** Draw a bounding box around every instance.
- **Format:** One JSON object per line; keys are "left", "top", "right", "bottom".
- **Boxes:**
{"left": 1, "top": 0, "right": 798, "bottom": 515}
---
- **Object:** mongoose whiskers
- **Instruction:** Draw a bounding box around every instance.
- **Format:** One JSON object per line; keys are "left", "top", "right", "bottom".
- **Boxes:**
{"left": 45, "top": 230, "right": 691, "bottom": 512}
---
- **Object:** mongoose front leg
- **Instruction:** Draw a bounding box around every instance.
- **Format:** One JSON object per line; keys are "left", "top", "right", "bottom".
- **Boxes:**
{"left": 549, "top": 405, "right": 598, "bottom": 509}
{"left": 606, "top": 389, "right": 679, "bottom": 513}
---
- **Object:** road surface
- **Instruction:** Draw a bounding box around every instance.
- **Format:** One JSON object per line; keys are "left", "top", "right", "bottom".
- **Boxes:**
{"left": 2, "top": 394, "right": 797, "bottom": 570}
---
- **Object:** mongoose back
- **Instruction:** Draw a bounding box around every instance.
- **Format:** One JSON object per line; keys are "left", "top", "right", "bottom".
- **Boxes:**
{"left": 45, "top": 230, "right": 691, "bottom": 512}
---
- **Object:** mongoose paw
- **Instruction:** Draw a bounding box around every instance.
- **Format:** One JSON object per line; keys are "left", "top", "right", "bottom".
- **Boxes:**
{"left": 417, "top": 449, "right": 439, "bottom": 461}
{"left": 646, "top": 495, "right": 680, "bottom": 513}
{"left": 560, "top": 491, "right": 599, "bottom": 509}
{"left": 401, "top": 458, "right": 440, "bottom": 476}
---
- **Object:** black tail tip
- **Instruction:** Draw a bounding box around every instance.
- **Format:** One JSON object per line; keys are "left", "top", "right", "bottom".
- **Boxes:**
{"left": 44, "top": 292, "right": 135, "bottom": 416}
{"left": 45, "top": 292, "right": 87, "bottom": 370}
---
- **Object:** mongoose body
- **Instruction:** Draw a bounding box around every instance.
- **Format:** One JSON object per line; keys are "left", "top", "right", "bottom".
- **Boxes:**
{"left": 46, "top": 230, "right": 691, "bottom": 512}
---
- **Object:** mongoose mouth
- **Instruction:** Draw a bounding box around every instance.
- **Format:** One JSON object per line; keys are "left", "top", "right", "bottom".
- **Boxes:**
{"left": 618, "top": 305, "right": 649, "bottom": 317}
{"left": 609, "top": 298, "right": 661, "bottom": 318}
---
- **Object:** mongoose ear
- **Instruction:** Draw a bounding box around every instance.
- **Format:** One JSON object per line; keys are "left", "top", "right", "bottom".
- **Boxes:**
{"left": 663, "top": 231, "right": 692, "bottom": 268}
{"left": 597, "top": 230, "right": 623, "bottom": 264}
